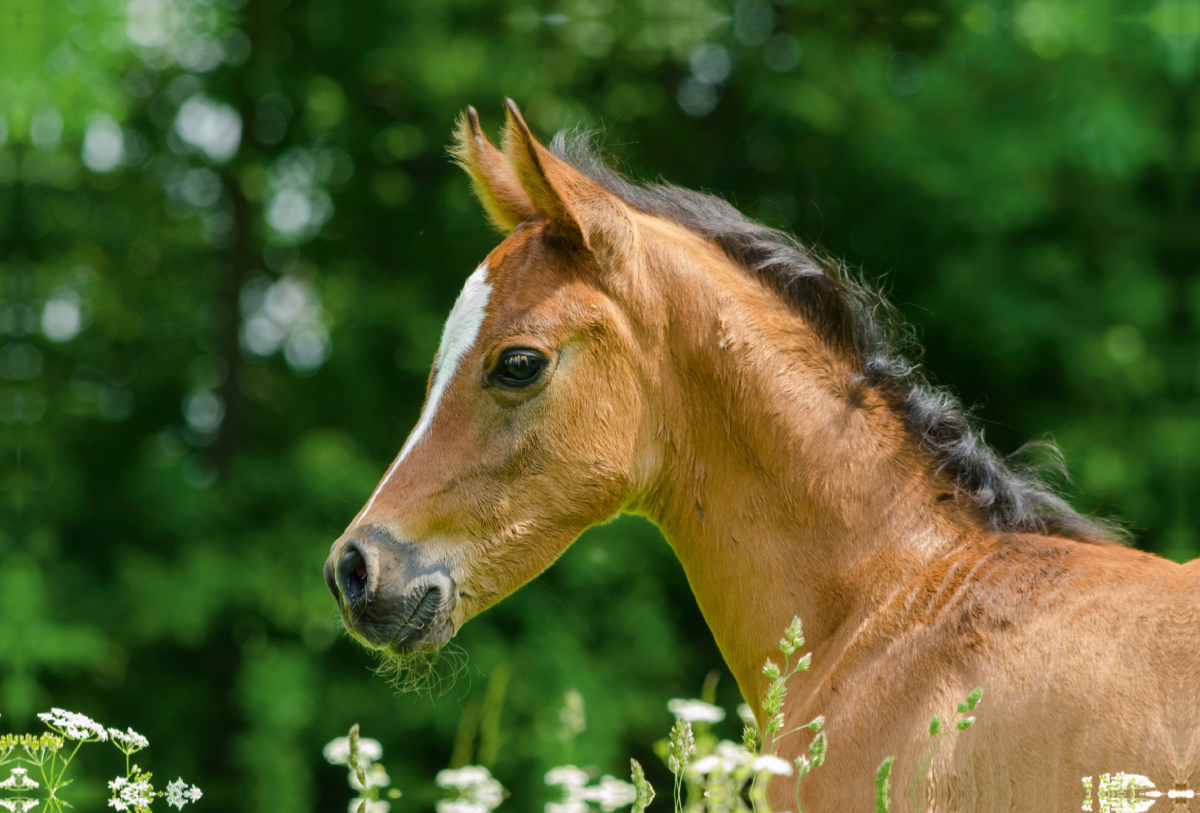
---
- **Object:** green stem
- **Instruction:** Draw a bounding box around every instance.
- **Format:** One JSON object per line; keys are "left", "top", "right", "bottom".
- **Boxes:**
{"left": 908, "top": 735, "right": 941, "bottom": 813}
{"left": 53, "top": 739, "right": 85, "bottom": 790}
{"left": 37, "top": 757, "right": 53, "bottom": 793}
{"left": 770, "top": 725, "right": 810, "bottom": 745}
{"left": 909, "top": 708, "right": 968, "bottom": 813}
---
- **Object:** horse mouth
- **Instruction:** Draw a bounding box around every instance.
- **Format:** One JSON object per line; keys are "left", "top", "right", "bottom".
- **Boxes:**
{"left": 385, "top": 580, "right": 457, "bottom": 655}
{"left": 342, "top": 570, "right": 458, "bottom": 655}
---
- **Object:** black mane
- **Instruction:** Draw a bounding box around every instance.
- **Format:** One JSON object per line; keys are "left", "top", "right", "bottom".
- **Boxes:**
{"left": 550, "top": 130, "right": 1117, "bottom": 543}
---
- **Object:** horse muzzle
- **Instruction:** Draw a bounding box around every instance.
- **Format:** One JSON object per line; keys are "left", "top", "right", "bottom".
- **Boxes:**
{"left": 325, "top": 526, "right": 457, "bottom": 655}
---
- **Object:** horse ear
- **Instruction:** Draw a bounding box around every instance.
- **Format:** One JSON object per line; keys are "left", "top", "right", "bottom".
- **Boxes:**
{"left": 451, "top": 106, "right": 537, "bottom": 232}
{"left": 501, "top": 99, "right": 633, "bottom": 258}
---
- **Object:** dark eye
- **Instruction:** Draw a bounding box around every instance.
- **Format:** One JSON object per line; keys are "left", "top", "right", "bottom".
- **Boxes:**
{"left": 495, "top": 350, "right": 544, "bottom": 387}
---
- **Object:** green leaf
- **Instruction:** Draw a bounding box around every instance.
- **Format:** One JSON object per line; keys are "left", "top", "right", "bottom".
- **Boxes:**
{"left": 809, "top": 731, "right": 827, "bottom": 768}
{"left": 965, "top": 687, "right": 984, "bottom": 710}
{"left": 875, "top": 757, "right": 896, "bottom": 813}
{"left": 630, "top": 758, "right": 656, "bottom": 813}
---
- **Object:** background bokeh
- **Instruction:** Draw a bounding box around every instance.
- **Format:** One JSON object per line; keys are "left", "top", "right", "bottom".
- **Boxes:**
{"left": 1, "top": 0, "right": 1197, "bottom": 810}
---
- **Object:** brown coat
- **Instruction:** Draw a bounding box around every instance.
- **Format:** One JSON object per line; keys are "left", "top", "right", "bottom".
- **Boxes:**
{"left": 325, "top": 102, "right": 1199, "bottom": 811}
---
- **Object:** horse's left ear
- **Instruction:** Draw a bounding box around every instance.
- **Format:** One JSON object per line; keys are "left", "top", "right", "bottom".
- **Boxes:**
{"left": 452, "top": 106, "right": 537, "bottom": 232}
{"left": 501, "top": 99, "right": 634, "bottom": 260}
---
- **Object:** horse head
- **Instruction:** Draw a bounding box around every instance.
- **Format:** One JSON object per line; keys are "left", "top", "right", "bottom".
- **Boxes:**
{"left": 324, "top": 101, "right": 666, "bottom": 660}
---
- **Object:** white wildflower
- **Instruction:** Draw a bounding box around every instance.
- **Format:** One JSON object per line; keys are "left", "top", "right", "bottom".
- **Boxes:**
{"left": 349, "top": 763, "right": 391, "bottom": 791}
{"left": 38, "top": 708, "right": 108, "bottom": 741}
{"left": 436, "top": 766, "right": 495, "bottom": 790}
{"left": 667, "top": 698, "right": 726, "bottom": 724}
{"left": 323, "top": 735, "right": 383, "bottom": 766}
{"left": 753, "top": 754, "right": 794, "bottom": 776}
{"left": 167, "top": 778, "right": 188, "bottom": 809}
{"left": 737, "top": 703, "right": 757, "bottom": 730}
{"left": 689, "top": 741, "right": 755, "bottom": 777}
{"left": 544, "top": 802, "right": 589, "bottom": 813}
{"left": 108, "top": 728, "right": 149, "bottom": 754}
{"left": 109, "top": 777, "right": 153, "bottom": 811}
{"left": 715, "top": 740, "right": 754, "bottom": 768}
{"left": 546, "top": 769, "right": 635, "bottom": 813}
{"left": 0, "top": 800, "right": 40, "bottom": 813}
{"left": 437, "top": 801, "right": 491, "bottom": 813}
{"left": 557, "top": 689, "right": 586, "bottom": 741}
{"left": 578, "top": 775, "right": 637, "bottom": 812}
{"left": 436, "top": 765, "right": 504, "bottom": 813}
{"left": 165, "top": 777, "right": 203, "bottom": 809}
{"left": 0, "top": 767, "right": 40, "bottom": 790}
{"left": 544, "top": 766, "right": 590, "bottom": 789}
{"left": 349, "top": 801, "right": 390, "bottom": 813}
{"left": 1095, "top": 772, "right": 1157, "bottom": 813}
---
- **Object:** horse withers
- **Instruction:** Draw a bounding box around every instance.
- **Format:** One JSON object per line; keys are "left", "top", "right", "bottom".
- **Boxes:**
{"left": 325, "top": 100, "right": 1200, "bottom": 811}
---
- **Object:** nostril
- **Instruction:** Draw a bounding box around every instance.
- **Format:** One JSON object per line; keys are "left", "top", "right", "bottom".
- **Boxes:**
{"left": 338, "top": 546, "right": 370, "bottom": 605}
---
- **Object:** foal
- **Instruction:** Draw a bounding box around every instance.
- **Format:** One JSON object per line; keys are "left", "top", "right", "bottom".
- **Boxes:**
{"left": 325, "top": 101, "right": 1200, "bottom": 811}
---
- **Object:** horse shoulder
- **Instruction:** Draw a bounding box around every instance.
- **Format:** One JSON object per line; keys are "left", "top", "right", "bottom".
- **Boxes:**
{"left": 780, "top": 535, "right": 1196, "bottom": 811}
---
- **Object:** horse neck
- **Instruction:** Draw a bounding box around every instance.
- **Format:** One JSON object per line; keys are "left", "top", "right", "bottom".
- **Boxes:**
{"left": 629, "top": 236, "right": 977, "bottom": 710}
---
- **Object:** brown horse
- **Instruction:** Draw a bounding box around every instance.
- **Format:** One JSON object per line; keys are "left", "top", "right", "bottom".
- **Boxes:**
{"left": 325, "top": 101, "right": 1200, "bottom": 811}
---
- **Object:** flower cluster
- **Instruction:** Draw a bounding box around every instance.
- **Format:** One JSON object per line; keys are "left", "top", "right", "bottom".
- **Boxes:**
{"left": 0, "top": 769, "right": 38, "bottom": 791}
{"left": 557, "top": 689, "right": 587, "bottom": 746}
{"left": 436, "top": 765, "right": 506, "bottom": 813}
{"left": 667, "top": 700, "right": 726, "bottom": 725}
{"left": 109, "top": 774, "right": 155, "bottom": 811}
{"left": 108, "top": 770, "right": 202, "bottom": 812}
{"left": 165, "top": 778, "right": 204, "bottom": 810}
{"left": 327, "top": 618, "right": 855, "bottom": 813}
{"left": 544, "top": 765, "right": 637, "bottom": 813}
{"left": 0, "top": 709, "right": 202, "bottom": 813}
{"left": 323, "top": 725, "right": 401, "bottom": 813}
{"left": 37, "top": 709, "right": 108, "bottom": 742}
{"left": 109, "top": 729, "right": 151, "bottom": 756}
{"left": 15, "top": 734, "right": 64, "bottom": 765}
{"left": 1081, "top": 772, "right": 1159, "bottom": 813}
{"left": 650, "top": 617, "right": 831, "bottom": 813}
{"left": 323, "top": 736, "right": 384, "bottom": 769}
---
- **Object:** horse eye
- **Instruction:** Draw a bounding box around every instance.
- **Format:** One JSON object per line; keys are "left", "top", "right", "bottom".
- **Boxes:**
{"left": 496, "top": 351, "right": 544, "bottom": 386}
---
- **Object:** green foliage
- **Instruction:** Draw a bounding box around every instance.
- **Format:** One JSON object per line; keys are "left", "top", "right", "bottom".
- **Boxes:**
{"left": 874, "top": 757, "right": 895, "bottom": 813}
{"left": 0, "top": 0, "right": 1190, "bottom": 810}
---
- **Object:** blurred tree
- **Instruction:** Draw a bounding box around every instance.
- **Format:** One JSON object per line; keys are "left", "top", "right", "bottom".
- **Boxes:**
{"left": 0, "top": 0, "right": 1196, "bottom": 810}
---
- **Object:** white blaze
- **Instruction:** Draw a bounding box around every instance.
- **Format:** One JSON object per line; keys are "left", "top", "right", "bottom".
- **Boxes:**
{"left": 357, "top": 262, "right": 492, "bottom": 525}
